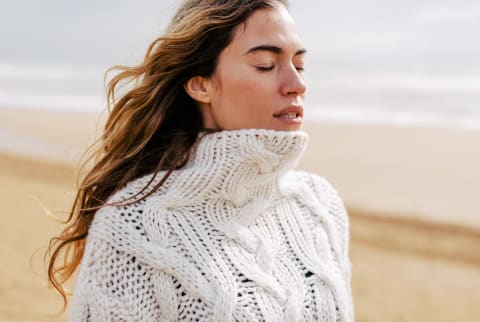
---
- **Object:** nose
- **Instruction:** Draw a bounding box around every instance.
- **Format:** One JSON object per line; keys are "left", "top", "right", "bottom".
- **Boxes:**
{"left": 281, "top": 65, "right": 307, "bottom": 96}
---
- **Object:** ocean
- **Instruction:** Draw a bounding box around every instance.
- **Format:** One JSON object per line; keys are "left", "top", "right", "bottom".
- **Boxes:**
{"left": 1, "top": 0, "right": 479, "bottom": 129}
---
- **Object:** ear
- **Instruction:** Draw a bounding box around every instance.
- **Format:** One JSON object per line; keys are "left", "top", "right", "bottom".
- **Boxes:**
{"left": 184, "top": 76, "right": 211, "bottom": 104}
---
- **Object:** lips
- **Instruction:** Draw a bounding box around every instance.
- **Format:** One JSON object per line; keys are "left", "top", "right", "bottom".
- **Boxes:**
{"left": 276, "top": 112, "right": 299, "bottom": 119}
{"left": 273, "top": 106, "right": 303, "bottom": 119}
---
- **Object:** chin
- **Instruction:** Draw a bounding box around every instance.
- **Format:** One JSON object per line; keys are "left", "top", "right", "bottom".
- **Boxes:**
{"left": 269, "top": 116, "right": 303, "bottom": 131}
{"left": 283, "top": 125, "right": 302, "bottom": 131}
{"left": 272, "top": 123, "right": 303, "bottom": 132}
{"left": 231, "top": 122, "right": 303, "bottom": 131}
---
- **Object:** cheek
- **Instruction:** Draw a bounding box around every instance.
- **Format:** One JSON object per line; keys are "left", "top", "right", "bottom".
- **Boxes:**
{"left": 210, "top": 65, "right": 277, "bottom": 129}
{"left": 221, "top": 70, "right": 273, "bottom": 109}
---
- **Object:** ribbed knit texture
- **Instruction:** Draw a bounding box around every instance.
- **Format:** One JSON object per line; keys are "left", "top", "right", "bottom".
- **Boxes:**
{"left": 69, "top": 129, "right": 354, "bottom": 322}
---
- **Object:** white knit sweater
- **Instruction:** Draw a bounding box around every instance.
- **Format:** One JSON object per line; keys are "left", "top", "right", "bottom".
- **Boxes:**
{"left": 69, "top": 129, "right": 354, "bottom": 322}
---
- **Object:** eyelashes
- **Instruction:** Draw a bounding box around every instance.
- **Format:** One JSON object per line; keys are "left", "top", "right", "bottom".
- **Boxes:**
{"left": 256, "top": 66, "right": 275, "bottom": 72}
{"left": 255, "top": 65, "right": 305, "bottom": 72}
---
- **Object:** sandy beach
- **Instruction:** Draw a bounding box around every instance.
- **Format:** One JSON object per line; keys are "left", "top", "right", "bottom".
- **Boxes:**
{"left": 1, "top": 108, "right": 479, "bottom": 322}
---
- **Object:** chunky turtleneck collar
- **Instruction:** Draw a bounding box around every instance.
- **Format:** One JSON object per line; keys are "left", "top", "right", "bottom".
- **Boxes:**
{"left": 158, "top": 129, "right": 309, "bottom": 208}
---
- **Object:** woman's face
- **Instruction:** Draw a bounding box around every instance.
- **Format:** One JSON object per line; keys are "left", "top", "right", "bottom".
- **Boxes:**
{"left": 188, "top": 5, "right": 307, "bottom": 131}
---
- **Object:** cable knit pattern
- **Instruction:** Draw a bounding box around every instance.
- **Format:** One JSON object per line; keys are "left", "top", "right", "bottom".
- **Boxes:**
{"left": 69, "top": 129, "right": 354, "bottom": 322}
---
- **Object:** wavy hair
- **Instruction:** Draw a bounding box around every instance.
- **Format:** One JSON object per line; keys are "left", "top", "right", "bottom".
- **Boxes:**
{"left": 46, "top": 0, "right": 289, "bottom": 311}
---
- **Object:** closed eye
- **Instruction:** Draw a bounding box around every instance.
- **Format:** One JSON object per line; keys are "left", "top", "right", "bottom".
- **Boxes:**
{"left": 256, "top": 65, "right": 275, "bottom": 72}
{"left": 296, "top": 66, "right": 305, "bottom": 72}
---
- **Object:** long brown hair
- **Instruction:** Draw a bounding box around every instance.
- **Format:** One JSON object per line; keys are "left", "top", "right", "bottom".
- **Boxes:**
{"left": 46, "top": 0, "right": 289, "bottom": 310}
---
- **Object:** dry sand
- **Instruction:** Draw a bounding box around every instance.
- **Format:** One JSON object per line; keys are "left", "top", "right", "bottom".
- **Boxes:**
{"left": 0, "top": 154, "right": 74, "bottom": 321}
{"left": 301, "top": 122, "right": 480, "bottom": 229}
{"left": 1, "top": 108, "right": 479, "bottom": 321}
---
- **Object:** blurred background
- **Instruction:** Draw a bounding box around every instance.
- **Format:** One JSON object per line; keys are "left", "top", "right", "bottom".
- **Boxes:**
{"left": 0, "top": 0, "right": 479, "bottom": 321}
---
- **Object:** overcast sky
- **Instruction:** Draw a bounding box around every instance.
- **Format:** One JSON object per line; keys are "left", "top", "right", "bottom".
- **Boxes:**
{"left": 1, "top": 0, "right": 479, "bottom": 75}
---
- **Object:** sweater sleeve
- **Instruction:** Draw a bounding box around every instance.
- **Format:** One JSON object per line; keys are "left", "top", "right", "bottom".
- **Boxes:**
{"left": 68, "top": 229, "right": 163, "bottom": 322}
{"left": 68, "top": 236, "right": 117, "bottom": 322}
{"left": 308, "top": 174, "right": 355, "bottom": 322}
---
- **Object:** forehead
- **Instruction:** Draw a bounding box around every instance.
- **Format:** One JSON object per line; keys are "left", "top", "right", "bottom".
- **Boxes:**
{"left": 228, "top": 6, "right": 304, "bottom": 54}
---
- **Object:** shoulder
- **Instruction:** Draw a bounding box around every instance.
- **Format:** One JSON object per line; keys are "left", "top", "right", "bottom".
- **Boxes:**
{"left": 283, "top": 170, "right": 342, "bottom": 207}
{"left": 292, "top": 170, "right": 348, "bottom": 220}
{"left": 72, "top": 175, "right": 170, "bottom": 320}
{"left": 283, "top": 170, "right": 350, "bottom": 253}
{"left": 82, "top": 172, "right": 173, "bottom": 268}
{"left": 89, "top": 170, "right": 174, "bottom": 237}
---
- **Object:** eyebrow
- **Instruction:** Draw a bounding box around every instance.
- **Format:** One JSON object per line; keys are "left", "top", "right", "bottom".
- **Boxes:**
{"left": 245, "top": 45, "right": 307, "bottom": 56}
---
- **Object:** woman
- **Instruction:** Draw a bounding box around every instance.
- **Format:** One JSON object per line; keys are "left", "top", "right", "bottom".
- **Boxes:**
{"left": 47, "top": 0, "right": 354, "bottom": 321}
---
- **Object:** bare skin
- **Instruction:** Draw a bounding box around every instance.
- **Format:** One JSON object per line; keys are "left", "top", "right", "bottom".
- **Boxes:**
{"left": 185, "top": 5, "right": 307, "bottom": 131}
